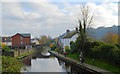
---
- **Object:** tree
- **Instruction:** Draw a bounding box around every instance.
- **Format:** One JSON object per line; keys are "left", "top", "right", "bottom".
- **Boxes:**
{"left": 102, "top": 31, "right": 119, "bottom": 44}
{"left": 39, "top": 35, "right": 52, "bottom": 44}
{"left": 76, "top": 5, "right": 94, "bottom": 54}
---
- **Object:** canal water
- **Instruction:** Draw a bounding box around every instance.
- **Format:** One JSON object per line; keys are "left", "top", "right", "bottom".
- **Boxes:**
{"left": 21, "top": 47, "right": 81, "bottom": 73}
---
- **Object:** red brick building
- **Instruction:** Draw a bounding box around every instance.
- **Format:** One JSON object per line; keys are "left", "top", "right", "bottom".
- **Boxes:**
{"left": 12, "top": 33, "right": 31, "bottom": 48}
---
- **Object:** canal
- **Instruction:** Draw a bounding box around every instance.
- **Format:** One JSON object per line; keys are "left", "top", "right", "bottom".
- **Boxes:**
{"left": 21, "top": 46, "right": 87, "bottom": 73}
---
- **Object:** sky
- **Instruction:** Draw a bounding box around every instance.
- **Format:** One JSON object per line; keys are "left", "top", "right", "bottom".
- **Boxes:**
{"left": 0, "top": 0, "right": 119, "bottom": 38}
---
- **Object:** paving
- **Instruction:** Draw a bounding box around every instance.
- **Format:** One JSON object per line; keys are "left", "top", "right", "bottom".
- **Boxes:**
{"left": 49, "top": 51, "right": 114, "bottom": 74}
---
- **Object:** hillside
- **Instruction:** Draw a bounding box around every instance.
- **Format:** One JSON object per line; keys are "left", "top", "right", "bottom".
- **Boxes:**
{"left": 87, "top": 25, "right": 119, "bottom": 40}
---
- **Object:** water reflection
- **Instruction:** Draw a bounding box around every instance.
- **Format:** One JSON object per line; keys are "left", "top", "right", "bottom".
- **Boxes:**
{"left": 21, "top": 46, "right": 84, "bottom": 73}
{"left": 22, "top": 55, "right": 66, "bottom": 72}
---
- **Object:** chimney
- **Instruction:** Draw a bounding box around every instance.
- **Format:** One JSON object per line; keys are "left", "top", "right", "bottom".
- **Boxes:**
{"left": 76, "top": 27, "right": 78, "bottom": 32}
{"left": 66, "top": 30, "right": 70, "bottom": 34}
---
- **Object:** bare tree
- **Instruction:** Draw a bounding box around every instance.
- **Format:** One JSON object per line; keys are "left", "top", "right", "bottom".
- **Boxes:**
{"left": 76, "top": 5, "right": 94, "bottom": 54}
{"left": 78, "top": 5, "right": 94, "bottom": 34}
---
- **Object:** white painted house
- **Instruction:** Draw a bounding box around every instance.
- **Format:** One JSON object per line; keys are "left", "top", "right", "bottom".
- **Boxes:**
{"left": 2, "top": 37, "right": 12, "bottom": 46}
{"left": 31, "top": 38, "right": 39, "bottom": 45}
{"left": 58, "top": 28, "right": 79, "bottom": 52}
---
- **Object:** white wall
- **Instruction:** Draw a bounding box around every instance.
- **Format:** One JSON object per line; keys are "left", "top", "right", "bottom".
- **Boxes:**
{"left": 32, "top": 40, "right": 39, "bottom": 45}
{"left": 4, "top": 42, "right": 12, "bottom": 46}
{"left": 61, "top": 33, "right": 79, "bottom": 52}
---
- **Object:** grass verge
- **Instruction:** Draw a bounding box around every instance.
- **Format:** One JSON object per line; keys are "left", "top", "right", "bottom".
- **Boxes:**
{"left": 66, "top": 53, "right": 120, "bottom": 74}
{"left": 15, "top": 51, "right": 37, "bottom": 58}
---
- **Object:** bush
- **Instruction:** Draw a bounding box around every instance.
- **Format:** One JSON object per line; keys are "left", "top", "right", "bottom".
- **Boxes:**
{"left": 90, "top": 46, "right": 100, "bottom": 58}
{"left": 2, "top": 45, "right": 10, "bottom": 52}
{"left": 91, "top": 43, "right": 119, "bottom": 61}
{"left": 2, "top": 56, "right": 26, "bottom": 72}
{"left": 50, "top": 44, "right": 56, "bottom": 50}
{"left": 70, "top": 41, "right": 77, "bottom": 54}
{"left": 99, "top": 43, "right": 118, "bottom": 59}
{"left": 91, "top": 41, "right": 103, "bottom": 47}
{"left": 65, "top": 46, "right": 70, "bottom": 54}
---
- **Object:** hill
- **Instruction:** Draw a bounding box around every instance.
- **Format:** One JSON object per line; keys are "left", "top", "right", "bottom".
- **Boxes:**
{"left": 87, "top": 25, "right": 119, "bottom": 40}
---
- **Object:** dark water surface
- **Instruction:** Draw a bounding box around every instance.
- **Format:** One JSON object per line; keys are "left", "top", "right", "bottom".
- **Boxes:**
{"left": 21, "top": 47, "right": 80, "bottom": 72}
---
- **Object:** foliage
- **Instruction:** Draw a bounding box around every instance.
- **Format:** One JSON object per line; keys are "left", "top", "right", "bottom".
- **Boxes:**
{"left": 65, "top": 46, "right": 70, "bottom": 53}
{"left": 2, "top": 56, "right": 26, "bottom": 72}
{"left": 39, "top": 35, "right": 52, "bottom": 44}
{"left": 76, "top": 34, "right": 88, "bottom": 53}
{"left": 76, "top": 5, "right": 94, "bottom": 53}
{"left": 2, "top": 44, "right": 10, "bottom": 51}
{"left": 90, "top": 43, "right": 120, "bottom": 62}
{"left": 67, "top": 52, "right": 120, "bottom": 73}
{"left": 66, "top": 53, "right": 80, "bottom": 61}
{"left": 55, "top": 48, "right": 59, "bottom": 52}
{"left": 84, "top": 57, "right": 120, "bottom": 73}
{"left": 91, "top": 41, "right": 103, "bottom": 47}
{"left": 70, "top": 41, "right": 77, "bottom": 54}
{"left": 102, "top": 32, "right": 119, "bottom": 44}
{"left": 50, "top": 44, "right": 56, "bottom": 50}
{"left": 16, "top": 51, "right": 37, "bottom": 58}
{"left": 65, "top": 46, "right": 69, "bottom": 50}
{"left": 49, "top": 44, "right": 53, "bottom": 48}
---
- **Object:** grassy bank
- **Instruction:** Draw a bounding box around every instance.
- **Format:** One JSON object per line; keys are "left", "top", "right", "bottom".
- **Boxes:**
{"left": 16, "top": 51, "right": 37, "bottom": 58}
{"left": 66, "top": 53, "right": 120, "bottom": 73}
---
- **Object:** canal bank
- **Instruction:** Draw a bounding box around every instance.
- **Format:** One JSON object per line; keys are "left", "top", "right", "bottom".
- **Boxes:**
{"left": 21, "top": 46, "right": 95, "bottom": 73}
{"left": 21, "top": 47, "right": 69, "bottom": 72}
{"left": 49, "top": 51, "right": 113, "bottom": 74}
{"left": 16, "top": 50, "right": 37, "bottom": 59}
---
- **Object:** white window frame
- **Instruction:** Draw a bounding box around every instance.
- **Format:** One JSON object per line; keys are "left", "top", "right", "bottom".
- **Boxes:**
{"left": 21, "top": 41, "right": 23, "bottom": 45}
{"left": 21, "top": 37, "right": 23, "bottom": 40}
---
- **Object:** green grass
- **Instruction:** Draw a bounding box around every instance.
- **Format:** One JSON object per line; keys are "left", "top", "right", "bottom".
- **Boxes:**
{"left": 15, "top": 51, "right": 37, "bottom": 58}
{"left": 53, "top": 50, "right": 57, "bottom": 52}
{"left": 7, "top": 49, "right": 15, "bottom": 52}
{"left": 84, "top": 57, "right": 120, "bottom": 74}
{"left": 67, "top": 53, "right": 80, "bottom": 61}
{"left": 66, "top": 53, "right": 120, "bottom": 74}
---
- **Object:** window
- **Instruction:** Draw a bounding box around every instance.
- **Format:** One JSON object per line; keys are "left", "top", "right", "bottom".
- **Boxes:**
{"left": 21, "top": 41, "right": 23, "bottom": 45}
{"left": 21, "top": 37, "right": 23, "bottom": 40}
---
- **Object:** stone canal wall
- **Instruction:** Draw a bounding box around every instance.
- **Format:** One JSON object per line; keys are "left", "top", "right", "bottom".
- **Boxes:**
{"left": 49, "top": 51, "right": 112, "bottom": 74}
{"left": 14, "top": 48, "right": 35, "bottom": 57}
{"left": 2, "top": 48, "right": 35, "bottom": 57}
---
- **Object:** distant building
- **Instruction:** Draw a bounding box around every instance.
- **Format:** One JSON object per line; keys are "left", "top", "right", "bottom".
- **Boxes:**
{"left": 31, "top": 38, "right": 39, "bottom": 45}
{"left": 12, "top": 33, "right": 31, "bottom": 48}
{"left": 58, "top": 28, "right": 79, "bottom": 52}
{"left": 0, "top": 36, "right": 1, "bottom": 42}
{"left": 2, "top": 36, "right": 12, "bottom": 46}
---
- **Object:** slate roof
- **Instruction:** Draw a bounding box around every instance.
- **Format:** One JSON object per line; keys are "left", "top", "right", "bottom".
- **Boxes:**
{"left": 59, "top": 30, "right": 79, "bottom": 39}
{"left": 19, "top": 33, "right": 30, "bottom": 37}
{"left": 63, "top": 31, "right": 79, "bottom": 38}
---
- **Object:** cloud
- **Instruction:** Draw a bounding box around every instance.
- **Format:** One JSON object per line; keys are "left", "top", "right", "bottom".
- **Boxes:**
{"left": 2, "top": 2, "right": 118, "bottom": 38}
{"left": 86, "top": 2, "right": 118, "bottom": 28}
{"left": 1, "top": 0, "right": 119, "bottom": 2}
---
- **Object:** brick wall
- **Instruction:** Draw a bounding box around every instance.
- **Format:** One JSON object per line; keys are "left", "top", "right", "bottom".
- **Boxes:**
{"left": 12, "top": 34, "right": 30, "bottom": 47}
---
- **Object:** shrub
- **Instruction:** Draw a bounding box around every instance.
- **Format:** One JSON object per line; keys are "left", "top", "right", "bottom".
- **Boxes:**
{"left": 90, "top": 46, "right": 100, "bottom": 58}
{"left": 91, "top": 41, "right": 103, "bottom": 47}
{"left": 2, "top": 45, "right": 10, "bottom": 52}
{"left": 50, "top": 44, "right": 56, "bottom": 50}
{"left": 2, "top": 56, "right": 26, "bottom": 72}
{"left": 99, "top": 43, "right": 118, "bottom": 59}
{"left": 65, "top": 46, "right": 70, "bottom": 54}
{"left": 91, "top": 43, "right": 119, "bottom": 60}
{"left": 70, "top": 41, "right": 77, "bottom": 54}
{"left": 49, "top": 44, "right": 53, "bottom": 48}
